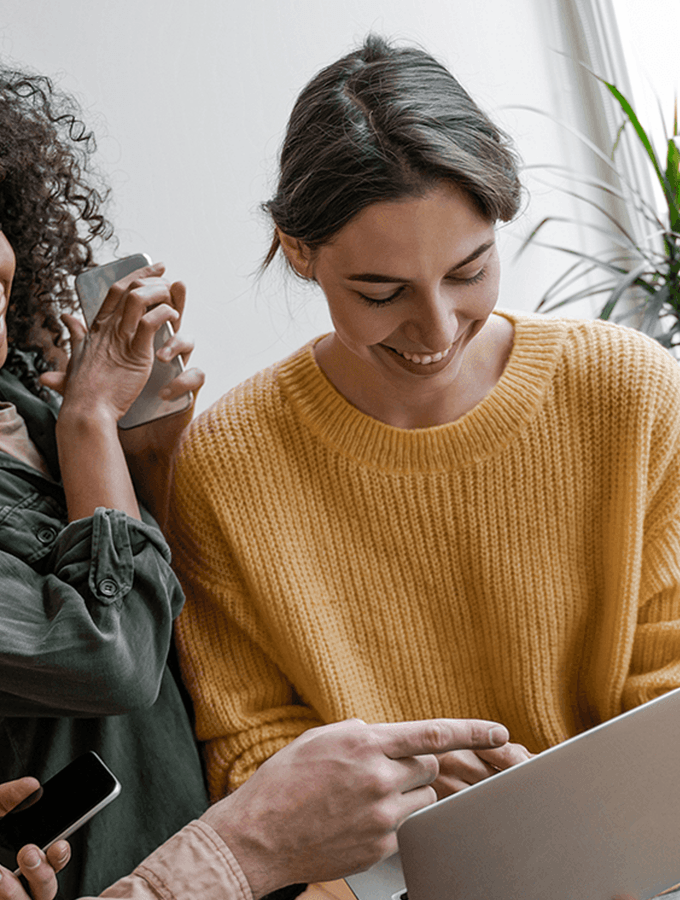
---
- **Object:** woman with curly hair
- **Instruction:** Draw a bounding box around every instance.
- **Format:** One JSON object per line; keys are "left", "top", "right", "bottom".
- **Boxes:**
{"left": 0, "top": 67, "right": 208, "bottom": 898}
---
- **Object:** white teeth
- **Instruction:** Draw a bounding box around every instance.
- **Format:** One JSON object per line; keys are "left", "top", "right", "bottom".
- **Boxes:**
{"left": 396, "top": 344, "right": 452, "bottom": 365}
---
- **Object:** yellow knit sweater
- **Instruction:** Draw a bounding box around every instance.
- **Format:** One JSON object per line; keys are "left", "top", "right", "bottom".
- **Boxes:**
{"left": 169, "top": 312, "right": 680, "bottom": 800}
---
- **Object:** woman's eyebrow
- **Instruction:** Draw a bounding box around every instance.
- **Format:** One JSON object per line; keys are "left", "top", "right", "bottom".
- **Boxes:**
{"left": 345, "top": 240, "right": 495, "bottom": 283}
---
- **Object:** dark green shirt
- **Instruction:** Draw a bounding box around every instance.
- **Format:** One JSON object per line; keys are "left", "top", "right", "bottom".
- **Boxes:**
{"left": 0, "top": 368, "right": 208, "bottom": 898}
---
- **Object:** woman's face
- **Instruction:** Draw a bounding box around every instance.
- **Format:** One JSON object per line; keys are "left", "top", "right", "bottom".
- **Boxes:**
{"left": 0, "top": 230, "right": 17, "bottom": 369}
{"left": 289, "top": 181, "right": 501, "bottom": 420}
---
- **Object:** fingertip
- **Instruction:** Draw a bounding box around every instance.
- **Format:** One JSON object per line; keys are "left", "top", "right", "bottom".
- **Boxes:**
{"left": 489, "top": 725, "right": 509, "bottom": 747}
{"left": 423, "top": 783, "right": 438, "bottom": 806}
{"left": 16, "top": 776, "right": 40, "bottom": 793}
{"left": 47, "top": 840, "right": 70, "bottom": 870}
{"left": 38, "top": 371, "right": 65, "bottom": 395}
{"left": 18, "top": 845, "right": 41, "bottom": 870}
{"left": 60, "top": 312, "right": 86, "bottom": 337}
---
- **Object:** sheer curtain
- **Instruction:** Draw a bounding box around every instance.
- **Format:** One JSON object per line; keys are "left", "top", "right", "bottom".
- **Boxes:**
{"left": 552, "top": 0, "right": 656, "bottom": 248}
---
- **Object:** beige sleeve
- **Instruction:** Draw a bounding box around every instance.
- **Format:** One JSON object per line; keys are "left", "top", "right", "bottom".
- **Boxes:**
{"left": 88, "top": 820, "right": 253, "bottom": 900}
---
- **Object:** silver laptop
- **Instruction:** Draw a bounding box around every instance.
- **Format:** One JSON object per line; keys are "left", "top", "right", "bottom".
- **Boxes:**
{"left": 346, "top": 687, "right": 680, "bottom": 900}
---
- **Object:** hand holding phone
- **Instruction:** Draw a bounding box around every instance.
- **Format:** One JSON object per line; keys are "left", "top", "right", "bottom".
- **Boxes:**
{"left": 74, "top": 254, "right": 193, "bottom": 429}
{"left": 0, "top": 752, "right": 121, "bottom": 876}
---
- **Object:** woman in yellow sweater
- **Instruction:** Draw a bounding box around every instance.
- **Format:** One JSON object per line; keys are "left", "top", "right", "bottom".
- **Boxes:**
{"left": 168, "top": 35, "right": 680, "bottom": 803}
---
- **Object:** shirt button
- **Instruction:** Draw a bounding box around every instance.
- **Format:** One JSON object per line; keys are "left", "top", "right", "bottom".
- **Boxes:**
{"left": 36, "top": 526, "right": 57, "bottom": 544}
{"left": 99, "top": 579, "right": 118, "bottom": 597}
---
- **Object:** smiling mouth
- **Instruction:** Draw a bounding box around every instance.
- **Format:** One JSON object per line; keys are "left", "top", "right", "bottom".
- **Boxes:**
{"left": 390, "top": 344, "right": 453, "bottom": 365}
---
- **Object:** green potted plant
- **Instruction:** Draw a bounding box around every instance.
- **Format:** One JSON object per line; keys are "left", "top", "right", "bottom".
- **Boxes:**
{"left": 519, "top": 77, "right": 679, "bottom": 350}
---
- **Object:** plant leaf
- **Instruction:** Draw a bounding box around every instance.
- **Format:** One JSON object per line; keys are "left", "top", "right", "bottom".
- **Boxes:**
{"left": 599, "top": 80, "right": 680, "bottom": 226}
{"left": 667, "top": 135, "right": 680, "bottom": 231}
{"left": 542, "top": 280, "right": 619, "bottom": 308}
{"left": 508, "top": 104, "right": 657, "bottom": 206}
{"left": 600, "top": 81, "right": 665, "bottom": 183}
{"left": 525, "top": 240, "right": 634, "bottom": 277}
{"left": 598, "top": 261, "right": 651, "bottom": 319}
{"left": 639, "top": 285, "right": 671, "bottom": 335}
{"left": 524, "top": 163, "right": 663, "bottom": 228}
{"left": 540, "top": 286, "right": 619, "bottom": 315}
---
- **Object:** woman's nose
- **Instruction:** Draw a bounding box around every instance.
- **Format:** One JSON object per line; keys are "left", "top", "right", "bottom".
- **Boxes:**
{"left": 407, "top": 289, "right": 457, "bottom": 351}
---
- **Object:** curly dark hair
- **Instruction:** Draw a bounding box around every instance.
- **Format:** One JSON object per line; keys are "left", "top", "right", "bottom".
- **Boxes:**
{"left": 0, "top": 65, "right": 114, "bottom": 391}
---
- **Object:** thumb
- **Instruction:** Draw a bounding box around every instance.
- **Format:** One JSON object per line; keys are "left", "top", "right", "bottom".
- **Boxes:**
{"left": 60, "top": 313, "right": 87, "bottom": 346}
{"left": 39, "top": 370, "right": 67, "bottom": 395}
{"left": 39, "top": 313, "right": 87, "bottom": 396}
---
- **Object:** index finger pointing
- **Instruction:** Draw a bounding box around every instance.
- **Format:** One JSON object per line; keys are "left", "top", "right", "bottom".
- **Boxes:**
{"left": 371, "top": 719, "right": 509, "bottom": 760}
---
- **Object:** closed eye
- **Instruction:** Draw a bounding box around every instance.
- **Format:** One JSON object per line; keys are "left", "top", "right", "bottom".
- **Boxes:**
{"left": 357, "top": 286, "right": 405, "bottom": 307}
{"left": 358, "top": 267, "right": 487, "bottom": 306}
{"left": 455, "top": 267, "right": 487, "bottom": 286}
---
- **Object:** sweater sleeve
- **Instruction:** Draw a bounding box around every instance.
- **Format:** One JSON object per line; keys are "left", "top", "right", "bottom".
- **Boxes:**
{"left": 622, "top": 480, "right": 680, "bottom": 708}
{"left": 621, "top": 348, "right": 680, "bottom": 710}
{"left": 168, "top": 436, "right": 322, "bottom": 799}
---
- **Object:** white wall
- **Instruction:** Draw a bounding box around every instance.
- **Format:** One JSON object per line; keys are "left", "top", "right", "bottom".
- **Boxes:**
{"left": 0, "top": 0, "right": 594, "bottom": 413}
{"left": 614, "top": 0, "right": 679, "bottom": 146}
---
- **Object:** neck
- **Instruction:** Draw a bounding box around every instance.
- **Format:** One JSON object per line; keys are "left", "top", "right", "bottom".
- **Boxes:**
{"left": 315, "top": 315, "right": 514, "bottom": 429}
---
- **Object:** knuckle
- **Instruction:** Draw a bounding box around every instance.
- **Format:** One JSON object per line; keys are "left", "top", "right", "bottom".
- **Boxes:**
{"left": 368, "top": 799, "right": 397, "bottom": 834}
{"left": 512, "top": 743, "right": 532, "bottom": 760}
{"left": 338, "top": 725, "right": 370, "bottom": 753}
{"left": 418, "top": 719, "right": 453, "bottom": 754}
{"left": 367, "top": 761, "right": 397, "bottom": 798}
{"left": 126, "top": 287, "right": 146, "bottom": 305}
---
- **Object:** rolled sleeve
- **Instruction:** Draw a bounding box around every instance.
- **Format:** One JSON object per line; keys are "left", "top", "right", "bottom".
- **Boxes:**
{"left": 96, "top": 821, "right": 253, "bottom": 900}
{"left": 54, "top": 508, "right": 174, "bottom": 607}
{"left": 0, "top": 502, "right": 185, "bottom": 717}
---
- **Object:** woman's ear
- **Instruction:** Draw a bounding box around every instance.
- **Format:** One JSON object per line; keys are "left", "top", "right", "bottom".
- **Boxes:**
{"left": 277, "top": 230, "right": 315, "bottom": 279}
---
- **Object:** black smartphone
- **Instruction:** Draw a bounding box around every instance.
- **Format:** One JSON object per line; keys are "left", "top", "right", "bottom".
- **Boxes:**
{"left": 74, "top": 253, "right": 192, "bottom": 429}
{"left": 0, "top": 752, "right": 121, "bottom": 874}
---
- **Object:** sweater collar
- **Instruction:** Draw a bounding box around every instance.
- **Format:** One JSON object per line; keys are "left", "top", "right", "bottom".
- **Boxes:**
{"left": 276, "top": 312, "right": 571, "bottom": 472}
